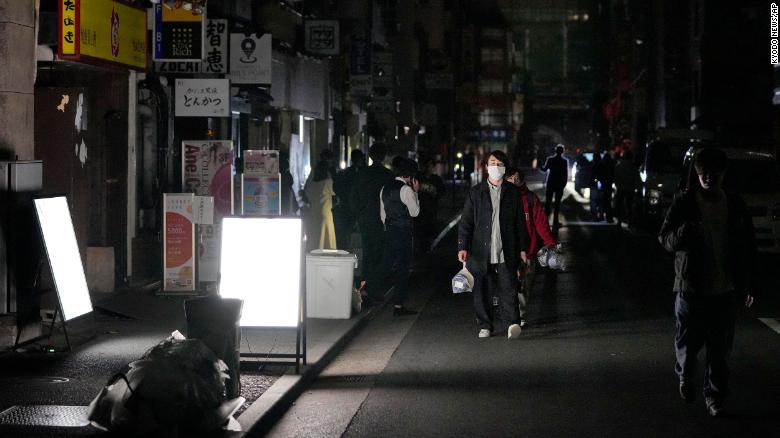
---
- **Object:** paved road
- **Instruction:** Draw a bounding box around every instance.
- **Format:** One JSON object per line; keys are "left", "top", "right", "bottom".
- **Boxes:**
{"left": 268, "top": 176, "right": 780, "bottom": 437}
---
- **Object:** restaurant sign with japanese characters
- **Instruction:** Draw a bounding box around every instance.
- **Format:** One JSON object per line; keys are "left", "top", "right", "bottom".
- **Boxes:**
{"left": 175, "top": 78, "right": 230, "bottom": 117}
{"left": 155, "top": 19, "right": 227, "bottom": 74}
{"left": 153, "top": 3, "right": 205, "bottom": 62}
{"left": 304, "top": 20, "right": 340, "bottom": 56}
{"left": 58, "top": 0, "right": 147, "bottom": 70}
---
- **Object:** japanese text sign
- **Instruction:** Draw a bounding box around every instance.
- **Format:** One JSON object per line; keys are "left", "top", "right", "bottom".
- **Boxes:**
{"left": 153, "top": 3, "right": 205, "bottom": 62}
{"left": 229, "top": 33, "right": 272, "bottom": 84}
{"left": 305, "top": 20, "right": 340, "bottom": 56}
{"left": 155, "top": 19, "right": 227, "bottom": 74}
{"left": 175, "top": 79, "right": 230, "bottom": 117}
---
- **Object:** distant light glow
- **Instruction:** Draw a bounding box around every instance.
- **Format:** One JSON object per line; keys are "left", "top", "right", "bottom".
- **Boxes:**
{"left": 219, "top": 218, "right": 302, "bottom": 327}
{"left": 456, "top": 152, "right": 463, "bottom": 159}
{"left": 299, "top": 115, "right": 305, "bottom": 144}
{"left": 340, "top": 160, "right": 346, "bottom": 169}
{"left": 34, "top": 197, "right": 93, "bottom": 321}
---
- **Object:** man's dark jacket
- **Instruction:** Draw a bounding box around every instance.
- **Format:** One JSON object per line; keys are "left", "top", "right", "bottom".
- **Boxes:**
{"left": 542, "top": 155, "right": 568, "bottom": 189}
{"left": 658, "top": 190, "right": 756, "bottom": 296}
{"left": 350, "top": 163, "right": 394, "bottom": 232}
{"left": 458, "top": 181, "right": 528, "bottom": 275}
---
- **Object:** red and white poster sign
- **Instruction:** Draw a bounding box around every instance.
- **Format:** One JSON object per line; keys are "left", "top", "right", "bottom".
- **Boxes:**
{"left": 182, "top": 140, "right": 234, "bottom": 217}
{"left": 163, "top": 193, "right": 195, "bottom": 292}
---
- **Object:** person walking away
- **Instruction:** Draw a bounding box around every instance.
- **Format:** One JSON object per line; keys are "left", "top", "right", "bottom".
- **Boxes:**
{"left": 540, "top": 144, "right": 568, "bottom": 226}
{"left": 380, "top": 158, "right": 421, "bottom": 316}
{"left": 505, "top": 167, "right": 557, "bottom": 324}
{"left": 414, "top": 159, "right": 446, "bottom": 254}
{"left": 595, "top": 150, "right": 616, "bottom": 223}
{"left": 279, "top": 153, "right": 297, "bottom": 217}
{"left": 458, "top": 150, "right": 528, "bottom": 339}
{"left": 658, "top": 147, "right": 756, "bottom": 417}
{"left": 351, "top": 143, "right": 394, "bottom": 304}
{"left": 303, "top": 159, "right": 336, "bottom": 250}
{"left": 613, "top": 150, "right": 640, "bottom": 227}
{"left": 333, "top": 149, "right": 365, "bottom": 250}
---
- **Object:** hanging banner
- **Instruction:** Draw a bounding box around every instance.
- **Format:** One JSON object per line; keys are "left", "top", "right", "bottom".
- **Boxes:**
{"left": 229, "top": 33, "right": 272, "bottom": 84}
{"left": 242, "top": 176, "right": 281, "bottom": 216}
{"left": 243, "top": 150, "right": 279, "bottom": 177}
{"left": 153, "top": 3, "right": 205, "bottom": 62}
{"left": 350, "top": 34, "right": 372, "bottom": 97}
{"left": 175, "top": 78, "right": 230, "bottom": 117}
{"left": 163, "top": 193, "right": 195, "bottom": 292}
{"left": 155, "top": 18, "right": 227, "bottom": 74}
{"left": 182, "top": 140, "right": 234, "bottom": 217}
{"left": 57, "top": 0, "right": 147, "bottom": 70}
{"left": 304, "top": 20, "right": 340, "bottom": 56}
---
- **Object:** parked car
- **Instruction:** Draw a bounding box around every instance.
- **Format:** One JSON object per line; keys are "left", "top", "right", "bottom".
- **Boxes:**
{"left": 639, "top": 131, "right": 714, "bottom": 221}
{"left": 680, "top": 147, "right": 780, "bottom": 253}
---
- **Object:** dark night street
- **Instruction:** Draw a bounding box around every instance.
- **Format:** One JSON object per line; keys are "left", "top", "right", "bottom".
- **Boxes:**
{"left": 266, "top": 174, "right": 780, "bottom": 438}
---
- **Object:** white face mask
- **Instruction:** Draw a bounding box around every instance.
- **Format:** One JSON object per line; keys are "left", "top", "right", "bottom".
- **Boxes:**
{"left": 487, "top": 165, "right": 505, "bottom": 180}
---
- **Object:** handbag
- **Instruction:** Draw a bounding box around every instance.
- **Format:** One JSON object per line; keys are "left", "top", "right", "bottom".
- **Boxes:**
{"left": 452, "top": 263, "right": 474, "bottom": 294}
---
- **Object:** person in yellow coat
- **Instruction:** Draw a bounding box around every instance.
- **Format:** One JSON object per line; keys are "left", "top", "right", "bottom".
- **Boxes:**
{"left": 304, "top": 158, "right": 337, "bottom": 250}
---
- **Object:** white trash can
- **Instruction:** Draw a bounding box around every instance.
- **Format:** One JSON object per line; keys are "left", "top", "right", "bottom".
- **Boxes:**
{"left": 305, "top": 249, "right": 358, "bottom": 319}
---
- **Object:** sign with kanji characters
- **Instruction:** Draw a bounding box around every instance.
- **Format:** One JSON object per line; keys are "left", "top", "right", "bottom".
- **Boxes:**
{"left": 155, "top": 18, "right": 227, "bottom": 74}
{"left": 57, "top": 0, "right": 147, "bottom": 69}
{"left": 304, "top": 20, "right": 340, "bottom": 56}
{"left": 175, "top": 78, "right": 230, "bottom": 117}
{"left": 350, "top": 34, "right": 371, "bottom": 96}
{"left": 153, "top": 3, "right": 205, "bottom": 62}
{"left": 229, "top": 33, "right": 272, "bottom": 84}
{"left": 163, "top": 193, "right": 195, "bottom": 292}
{"left": 58, "top": 0, "right": 79, "bottom": 56}
{"left": 243, "top": 150, "right": 279, "bottom": 177}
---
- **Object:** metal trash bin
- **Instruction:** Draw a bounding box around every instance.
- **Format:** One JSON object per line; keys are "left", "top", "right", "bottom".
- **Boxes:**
{"left": 184, "top": 296, "right": 243, "bottom": 399}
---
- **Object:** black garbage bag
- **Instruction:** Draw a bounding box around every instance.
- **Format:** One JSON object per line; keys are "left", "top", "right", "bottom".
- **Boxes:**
{"left": 87, "top": 332, "right": 244, "bottom": 436}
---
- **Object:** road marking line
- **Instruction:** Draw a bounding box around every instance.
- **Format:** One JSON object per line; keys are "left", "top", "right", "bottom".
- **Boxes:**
{"left": 758, "top": 318, "right": 780, "bottom": 335}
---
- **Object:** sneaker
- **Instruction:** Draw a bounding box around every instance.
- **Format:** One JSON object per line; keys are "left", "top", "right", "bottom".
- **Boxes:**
{"left": 508, "top": 323, "right": 522, "bottom": 339}
{"left": 392, "top": 306, "right": 418, "bottom": 317}
{"left": 519, "top": 318, "right": 527, "bottom": 328}
{"left": 679, "top": 381, "right": 695, "bottom": 403}
{"left": 705, "top": 396, "right": 723, "bottom": 417}
{"left": 478, "top": 329, "right": 491, "bottom": 338}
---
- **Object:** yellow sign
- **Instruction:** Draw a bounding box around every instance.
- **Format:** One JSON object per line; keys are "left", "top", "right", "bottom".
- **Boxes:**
{"left": 59, "top": 0, "right": 78, "bottom": 56}
{"left": 162, "top": 5, "right": 204, "bottom": 23}
{"left": 80, "top": 0, "right": 147, "bottom": 69}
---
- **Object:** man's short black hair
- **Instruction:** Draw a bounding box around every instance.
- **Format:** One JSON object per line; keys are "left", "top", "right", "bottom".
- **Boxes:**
{"left": 350, "top": 149, "right": 365, "bottom": 164}
{"left": 488, "top": 150, "right": 508, "bottom": 165}
{"left": 555, "top": 144, "right": 565, "bottom": 155}
{"left": 694, "top": 147, "right": 728, "bottom": 174}
{"left": 505, "top": 166, "right": 524, "bottom": 182}
{"left": 369, "top": 143, "right": 387, "bottom": 163}
{"left": 394, "top": 158, "right": 418, "bottom": 177}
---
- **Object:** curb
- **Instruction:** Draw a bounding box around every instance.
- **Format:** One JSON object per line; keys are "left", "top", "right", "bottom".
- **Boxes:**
{"left": 238, "top": 302, "right": 385, "bottom": 436}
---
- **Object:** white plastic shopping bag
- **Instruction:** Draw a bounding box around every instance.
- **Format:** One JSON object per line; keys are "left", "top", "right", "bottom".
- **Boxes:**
{"left": 452, "top": 263, "right": 474, "bottom": 294}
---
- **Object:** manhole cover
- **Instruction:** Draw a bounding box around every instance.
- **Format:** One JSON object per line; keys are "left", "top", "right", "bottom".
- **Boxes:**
{"left": 0, "top": 405, "right": 90, "bottom": 427}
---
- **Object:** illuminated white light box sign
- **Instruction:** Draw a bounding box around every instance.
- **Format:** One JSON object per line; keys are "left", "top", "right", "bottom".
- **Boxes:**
{"left": 219, "top": 217, "right": 302, "bottom": 327}
{"left": 34, "top": 196, "right": 93, "bottom": 321}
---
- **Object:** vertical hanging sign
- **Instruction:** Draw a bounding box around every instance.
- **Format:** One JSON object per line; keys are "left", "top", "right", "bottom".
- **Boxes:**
{"left": 153, "top": 3, "right": 205, "bottom": 62}
{"left": 154, "top": 18, "right": 227, "bottom": 74}
{"left": 58, "top": 0, "right": 79, "bottom": 57}
{"left": 163, "top": 193, "right": 195, "bottom": 292}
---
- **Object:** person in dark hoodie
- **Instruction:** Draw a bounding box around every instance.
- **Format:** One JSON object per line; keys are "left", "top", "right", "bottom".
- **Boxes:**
{"left": 658, "top": 147, "right": 756, "bottom": 417}
{"left": 351, "top": 143, "right": 394, "bottom": 304}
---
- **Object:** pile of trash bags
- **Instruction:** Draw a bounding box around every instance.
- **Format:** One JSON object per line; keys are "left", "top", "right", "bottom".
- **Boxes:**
{"left": 87, "top": 331, "right": 244, "bottom": 436}
{"left": 537, "top": 243, "right": 569, "bottom": 271}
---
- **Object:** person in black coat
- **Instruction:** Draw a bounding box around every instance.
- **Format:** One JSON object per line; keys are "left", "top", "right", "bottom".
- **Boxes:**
{"left": 350, "top": 143, "right": 394, "bottom": 303}
{"left": 333, "top": 149, "right": 365, "bottom": 249}
{"left": 658, "top": 147, "right": 756, "bottom": 417}
{"left": 458, "top": 150, "right": 529, "bottom": 339}
{"left": 540, "top": 144, "right": 568, "bottom": 226}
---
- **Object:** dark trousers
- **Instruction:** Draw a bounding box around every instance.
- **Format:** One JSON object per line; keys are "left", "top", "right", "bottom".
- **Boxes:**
{"left": 473, "top": 263, "right": 520, "bottom": 332}
{"left": 674, "top": 291, "right": 738, "bottom": 399}
{"left": 614, "top": 189, "right": 634, "bottom": 225}
{"left": 599, "top": 187, "right": 614, "bottom": 222}
{"left": 334, "top": 210, "right": 355, "bottom": 250}
{"left": 382, "top": 226, "right": 412, "bottom": 306}
{"left": 545, "top": 185, "right": 564, "bottom": 225}
{"left": 360, "top": 226, "right": 386, "bottom": 300}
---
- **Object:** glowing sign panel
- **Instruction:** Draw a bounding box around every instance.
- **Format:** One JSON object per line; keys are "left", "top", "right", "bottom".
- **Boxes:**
{"left": 34, "top": 196, "right": 93, "bottom": 321}
{"left": 219, "top": 218, "right": 302, "bottom": 327}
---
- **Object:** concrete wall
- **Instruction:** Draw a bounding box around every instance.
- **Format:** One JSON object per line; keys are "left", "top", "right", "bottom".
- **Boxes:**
{"left": 0, "top": 0, "right": 36, "bottom": 160}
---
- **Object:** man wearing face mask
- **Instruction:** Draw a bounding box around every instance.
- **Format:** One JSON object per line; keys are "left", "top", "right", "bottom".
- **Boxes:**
{"left": 458, "top": 150, "right": 528, "bottom": 338}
